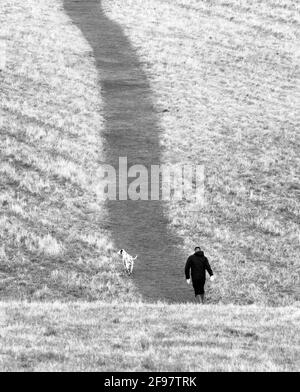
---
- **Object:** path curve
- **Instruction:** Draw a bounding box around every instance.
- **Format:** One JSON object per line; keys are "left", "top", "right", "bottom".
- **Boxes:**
{"left": 63, "top": 0, "right": 191, "bottom": 303}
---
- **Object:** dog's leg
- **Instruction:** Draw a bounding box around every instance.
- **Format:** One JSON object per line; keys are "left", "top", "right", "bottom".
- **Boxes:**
{"left": 130, "top": 261, "right": 133, "bottom": 275}
{"left": 131, "top": 256, "right": 137, "bottom": 274}
{"left": 125, "top": 260, "right": 130, "bottom": 275}
{"left": 128, "top": 260, "right": 132, "bottom": 276}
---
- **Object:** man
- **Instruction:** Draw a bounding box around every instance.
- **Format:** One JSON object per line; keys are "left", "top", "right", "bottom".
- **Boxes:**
{"left": 185, "top": 246, "right": 214, "bottom": 304}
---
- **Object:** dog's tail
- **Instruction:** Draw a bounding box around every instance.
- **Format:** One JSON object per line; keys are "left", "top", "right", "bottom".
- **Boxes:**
{"left": 133, "top": 255, "right": 138, "bottom": 260}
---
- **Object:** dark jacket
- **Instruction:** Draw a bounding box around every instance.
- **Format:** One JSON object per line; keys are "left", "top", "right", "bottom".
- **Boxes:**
{"left": 185, "top": 251, "right": 213, "bottom": 281}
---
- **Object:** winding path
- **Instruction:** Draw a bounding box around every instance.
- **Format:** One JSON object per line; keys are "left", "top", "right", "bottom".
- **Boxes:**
{"left": 64, "top": 0, "right": 191, "bottom": 303}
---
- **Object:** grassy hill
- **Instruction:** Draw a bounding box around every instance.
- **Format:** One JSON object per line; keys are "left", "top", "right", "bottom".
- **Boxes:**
{"left": 0, "top": 0, "right": 139, "bottom": 302}
{"left": 0, "top": 0, "right": 299, "bottom": 372}
{"left": 1, "top": 0, "right": 299, "bottom": 306}
{"left": 102, "top": 0, "right": 300, "bottom": 305}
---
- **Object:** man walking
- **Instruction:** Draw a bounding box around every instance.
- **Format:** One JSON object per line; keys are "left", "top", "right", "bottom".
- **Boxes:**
{"left": 185, "top": 246, "right": 214, "bottom": 304}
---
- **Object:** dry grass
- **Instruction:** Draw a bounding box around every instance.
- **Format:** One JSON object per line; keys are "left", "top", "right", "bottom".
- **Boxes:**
{"left": 0, "top": 0, "right": 299, "bottom": 373}
{"left": 0, "top": 301, "right": 299, "bottom": 371}
{"left": 0, "top": 0, "right": 299, "bottom": 307}
{"left": 0, "top": 0, "right": 139, "bottom": 302}
{"left": 103, "top": 0, "right": 300, "bottom": 305}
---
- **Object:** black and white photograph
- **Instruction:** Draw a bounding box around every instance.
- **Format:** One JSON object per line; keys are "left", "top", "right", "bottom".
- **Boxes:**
{"left": 0, "top": 0, "right": 299, "bottom": 375}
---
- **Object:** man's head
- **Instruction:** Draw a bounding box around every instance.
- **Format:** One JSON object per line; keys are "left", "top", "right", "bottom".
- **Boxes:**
{"left": 194, "top": 246, "right": 201, "bottom": 252}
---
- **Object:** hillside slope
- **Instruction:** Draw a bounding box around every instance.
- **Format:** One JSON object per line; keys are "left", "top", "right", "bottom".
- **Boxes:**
{"left": 0, "top": 0, "right": 140, "bottom": 302}
{"left": 0, "top": 0, "right": 299, "bottom": 305}
{"left": 102, "top": 0, "right": 300, "bottom": 305}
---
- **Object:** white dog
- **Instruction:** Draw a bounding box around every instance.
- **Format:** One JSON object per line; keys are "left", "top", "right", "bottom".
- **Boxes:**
{"left": 117, "top": 249, "right": 137, "bottom": 276}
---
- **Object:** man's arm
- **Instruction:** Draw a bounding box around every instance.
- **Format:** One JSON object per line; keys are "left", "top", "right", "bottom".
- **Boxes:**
{"left": 204, "top": 257, "right": 213, "bottom": 276}
{"left": 185, "top": 257, "right": 192, "bottom": 279}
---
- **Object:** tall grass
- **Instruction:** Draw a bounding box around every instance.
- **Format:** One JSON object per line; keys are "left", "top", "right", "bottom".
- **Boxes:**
{"left": 0, "top": 301, "right": 298, "bottom": 371}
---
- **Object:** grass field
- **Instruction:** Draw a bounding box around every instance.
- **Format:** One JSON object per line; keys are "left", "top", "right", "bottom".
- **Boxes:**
{"left": 0, "top": 0, "right": 139, "bottom": 302}
{"left": 0, "top": 0, "right": 299, "bottom": 372}
{"left": 0, "top": 301, "right": 299, "bottom": 371}
{"left": 0, "top": 0, "right": 299, "bottom": 305}
{"left": 102, "top": 0, "right": 300, "bottom": 305}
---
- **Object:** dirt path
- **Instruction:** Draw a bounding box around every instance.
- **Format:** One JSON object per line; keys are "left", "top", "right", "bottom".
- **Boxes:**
{"left": 63, "top": 0, "right": 191, "bottom": 303}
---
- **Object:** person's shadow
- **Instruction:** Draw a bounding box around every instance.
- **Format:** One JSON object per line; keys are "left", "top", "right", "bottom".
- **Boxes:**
{"left": 63, "top": 0, "right": 191, "bottom": 302}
